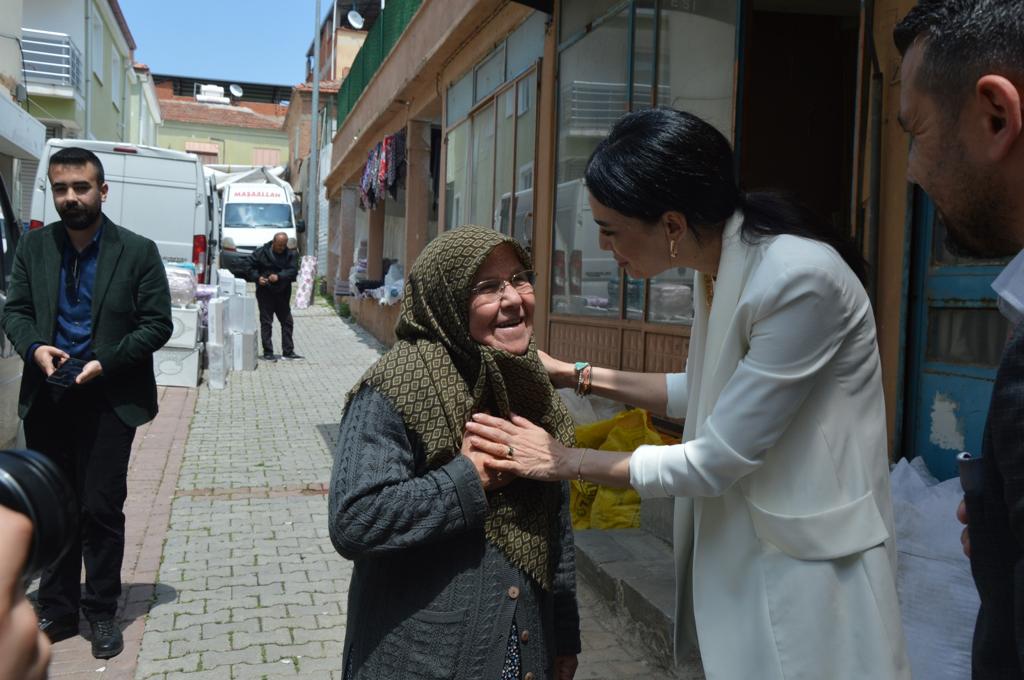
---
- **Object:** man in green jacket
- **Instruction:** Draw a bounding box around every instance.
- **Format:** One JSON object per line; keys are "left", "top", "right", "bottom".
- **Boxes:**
{"left": 1, "top": 147, "right": 171, "bottom": 659}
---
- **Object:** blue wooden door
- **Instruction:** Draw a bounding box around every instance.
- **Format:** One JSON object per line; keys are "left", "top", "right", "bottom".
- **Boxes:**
{"left": 905, "top": 190, "right": 1010, "bottom": 480}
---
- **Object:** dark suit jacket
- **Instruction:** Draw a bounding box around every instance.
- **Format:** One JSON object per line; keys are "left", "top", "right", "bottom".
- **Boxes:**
{"left": 966, "top": 325, "right": 1024, "bottom": 679}
{"left": 1, "top": 215, "right": 172, "bottom": 427}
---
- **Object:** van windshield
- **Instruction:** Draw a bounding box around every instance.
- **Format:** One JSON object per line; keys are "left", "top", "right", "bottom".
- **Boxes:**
{"left": 224, "top": 203, "right": 292, "bottom": 229}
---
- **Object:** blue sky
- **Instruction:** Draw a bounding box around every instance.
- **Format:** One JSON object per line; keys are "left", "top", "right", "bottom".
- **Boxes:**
{"left": 119, "top": 0, "right": 324, "bottom": 86}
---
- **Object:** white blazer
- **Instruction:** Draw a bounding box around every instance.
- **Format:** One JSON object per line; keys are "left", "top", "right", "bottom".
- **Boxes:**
{"left": 630, "top": 211, "right": 910, "bottom": 680}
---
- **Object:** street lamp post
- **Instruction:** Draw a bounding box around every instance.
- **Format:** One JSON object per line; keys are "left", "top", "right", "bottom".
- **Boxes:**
{"left": 307, "top": 0, "right": 321, "bottom": 257}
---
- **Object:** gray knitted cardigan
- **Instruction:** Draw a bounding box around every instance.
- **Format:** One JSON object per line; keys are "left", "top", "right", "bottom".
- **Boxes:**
{"left": 329, "top": 385, "right": 581, "bottom": 680}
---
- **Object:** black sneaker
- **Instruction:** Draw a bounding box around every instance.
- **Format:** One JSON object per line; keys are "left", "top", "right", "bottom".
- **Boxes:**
{"left": 38, "top": 615, "right": 79, "bottom": 643}
{"left": 261, "top": 352, "right": 278, "bottom": 361}
{"left": 281, "top": 352, "right": 304, "bottom": 360}
{"left": 89, "top": 618, "right": 124, "bottom": 659}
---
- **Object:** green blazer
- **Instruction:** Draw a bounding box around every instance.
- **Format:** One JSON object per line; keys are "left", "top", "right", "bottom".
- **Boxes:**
{"left": 1, "top": 215, "right": 173, "bottom": 427}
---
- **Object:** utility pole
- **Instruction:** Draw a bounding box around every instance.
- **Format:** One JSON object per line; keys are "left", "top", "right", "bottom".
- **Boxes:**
{"left": 307, "top": 0, "right": 321, "bottom": 256}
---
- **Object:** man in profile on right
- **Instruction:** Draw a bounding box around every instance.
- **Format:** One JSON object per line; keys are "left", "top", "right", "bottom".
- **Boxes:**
{"left": 894, "top": 1, "right": 1024, "bottom": 676}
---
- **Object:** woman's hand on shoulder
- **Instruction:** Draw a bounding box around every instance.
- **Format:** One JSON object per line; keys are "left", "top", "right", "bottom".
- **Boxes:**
{"left": 464, "top": 413, "right": 573, "bottom": 482}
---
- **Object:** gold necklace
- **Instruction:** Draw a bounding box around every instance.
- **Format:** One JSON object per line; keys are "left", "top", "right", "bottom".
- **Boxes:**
{"left": 702, "top": 272, "right": 715, "bottom": 310}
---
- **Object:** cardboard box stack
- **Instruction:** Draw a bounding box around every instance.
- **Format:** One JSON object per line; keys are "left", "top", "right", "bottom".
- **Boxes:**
{"left": 154, "top": 265, "right": 203, "bottom": 388}
{"left": 206, "top": 269, "right": 259, "bottom": 389}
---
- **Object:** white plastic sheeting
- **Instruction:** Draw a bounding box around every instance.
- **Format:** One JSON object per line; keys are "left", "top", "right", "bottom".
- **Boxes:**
{"left": 891, "top": 457, "right": 978, "bottom": 680}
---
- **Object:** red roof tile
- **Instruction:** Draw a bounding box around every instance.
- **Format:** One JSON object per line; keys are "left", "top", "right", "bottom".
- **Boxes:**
{"left": 159, "top": 100, "right": 285, "bottom": 130}
{"left": 293, "top": 80, "right": 342, "bottom": 94}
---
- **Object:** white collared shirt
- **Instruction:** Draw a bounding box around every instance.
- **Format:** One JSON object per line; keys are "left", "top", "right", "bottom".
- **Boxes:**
{"left": 992, "top": 249, "right": 1024, "bottom": 326}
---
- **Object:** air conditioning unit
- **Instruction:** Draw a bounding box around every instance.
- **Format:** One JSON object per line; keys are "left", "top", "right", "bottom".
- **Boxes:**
{"left": 196, "top": 84, "right": 230, "bottom": 104}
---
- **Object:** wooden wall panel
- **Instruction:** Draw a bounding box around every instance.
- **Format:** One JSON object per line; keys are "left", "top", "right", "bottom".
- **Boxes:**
{"left": 645, "top": 332, "right": 688, "bottom": 373}
{"left": 622, "top": 330, "right": 644, "bottom": 372}
{"left": 548, "top": 322, "right": 620, "bottom": 368}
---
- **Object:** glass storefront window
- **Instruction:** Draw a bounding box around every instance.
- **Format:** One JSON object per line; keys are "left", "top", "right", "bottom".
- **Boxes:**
{"left": 495, "top": 88, "right": 516, "bottom": 234}
{"left": 649, "top": 267, "right": 695, "bottom": 323}
{"left": 632, "top": 0, "right": 656, "bottom": 110}
{"left": 560, "top": 0, "right": 626, "bottom": 44}
{"left": 552, "top": 0, "right": 737, "bottom": 324}
{"left": 443, "top": 12, "right": 543, "bottom": 239}
{"left": 645, "top": 1, "right": 736, "bottom": 323}
{"left": 657, "top": 0, "right": 738, "bottom": 139}
{"left": 445, "top": 122, "right": 469, "bottom": 227}
{"left": 513, "top": 73, "right": 537, "bottom": 252}
{"left": 475, "top": 46, "right": 506, "bottom": 102}
{"left": 469, "top": 102, "right": 496, "bottom": 226}
{"left": 552, "top": 7, "right": 630, "bottom": 318}
{"left": 507, "top": 12, "right": 545, "bottom": 80}
{"left": 447, "top": 73, "right": 472, "bottom": 126}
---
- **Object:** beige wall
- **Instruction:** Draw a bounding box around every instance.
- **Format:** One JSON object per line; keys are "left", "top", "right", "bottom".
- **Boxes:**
{"left": 0, "top": 0, "right": 24, "bottom": 94}
{"left": 334, "top": 30, "right": 365, "bottom": 79}
{"left": 158, "top": 121, "right": 289, "bottom": 166}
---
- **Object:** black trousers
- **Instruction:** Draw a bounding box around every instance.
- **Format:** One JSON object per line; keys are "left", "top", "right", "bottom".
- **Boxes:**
{"left": 256, "top": 287, "right": 294, "bottom": 355}
{"left": 24, "top": 384, "right": 135, "bottom": 622}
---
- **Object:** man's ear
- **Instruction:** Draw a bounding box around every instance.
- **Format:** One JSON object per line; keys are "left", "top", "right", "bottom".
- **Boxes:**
{"left": 975, "top": 75, "right": 1023, "bottom": 163}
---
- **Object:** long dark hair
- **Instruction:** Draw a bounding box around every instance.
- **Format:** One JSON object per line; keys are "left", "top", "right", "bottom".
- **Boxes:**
{"left": 584, "top": 108, "right": 866, "bottom": 283}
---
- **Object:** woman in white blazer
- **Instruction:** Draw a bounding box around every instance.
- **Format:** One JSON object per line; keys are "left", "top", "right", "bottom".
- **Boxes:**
{"left": 466, "top": 108, "right": 911, "bottom": 680}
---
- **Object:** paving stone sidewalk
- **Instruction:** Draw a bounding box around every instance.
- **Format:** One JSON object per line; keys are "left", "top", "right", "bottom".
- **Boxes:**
{"left": 48, "top": 298, "right": 692, "bottom": 679}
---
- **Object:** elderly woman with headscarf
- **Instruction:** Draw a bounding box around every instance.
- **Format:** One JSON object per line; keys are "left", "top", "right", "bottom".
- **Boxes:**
{"left": 328, "top": 226, "right": 581, "bottom": 680}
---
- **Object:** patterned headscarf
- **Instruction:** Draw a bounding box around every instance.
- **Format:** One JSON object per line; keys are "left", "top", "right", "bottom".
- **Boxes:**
{"left": 349, "top": 225, "right": 575, "bottom": 589}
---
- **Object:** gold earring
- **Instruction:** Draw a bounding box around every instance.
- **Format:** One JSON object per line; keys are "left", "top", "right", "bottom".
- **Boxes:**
{"left": 669, "top": 240, "right": 678, "bottom": 260}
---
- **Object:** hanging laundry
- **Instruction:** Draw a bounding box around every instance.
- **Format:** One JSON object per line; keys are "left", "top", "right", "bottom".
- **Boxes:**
{"left": 388, "top": 129, "right": 407, "bottom": 201}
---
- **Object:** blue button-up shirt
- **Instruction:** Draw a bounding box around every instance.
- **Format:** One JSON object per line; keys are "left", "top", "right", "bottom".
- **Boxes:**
{"left": 54, "top": 227, "right": 102, "bottom": 359}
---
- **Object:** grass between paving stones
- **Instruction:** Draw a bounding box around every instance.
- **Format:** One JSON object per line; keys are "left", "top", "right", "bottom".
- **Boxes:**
{"left": 318, "top": 275, "right": 351, "bottom": 318}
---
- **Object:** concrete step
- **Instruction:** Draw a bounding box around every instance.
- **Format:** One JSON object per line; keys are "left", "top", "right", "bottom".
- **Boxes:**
{"left": 575, "top": 528, "right": 704, "bottom": 677}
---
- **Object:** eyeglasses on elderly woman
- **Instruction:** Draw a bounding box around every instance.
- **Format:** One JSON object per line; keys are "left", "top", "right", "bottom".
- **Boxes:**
{"left": 470, "top": 269, "right": 535, "bottom": 301}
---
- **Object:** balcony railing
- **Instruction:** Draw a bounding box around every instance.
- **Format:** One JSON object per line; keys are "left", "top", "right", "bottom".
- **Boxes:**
{"left": 336, "top": 0, "right": 423, "bottom": 128}
{"left": 22, "top": 28, "right": 83, "bottom": 94}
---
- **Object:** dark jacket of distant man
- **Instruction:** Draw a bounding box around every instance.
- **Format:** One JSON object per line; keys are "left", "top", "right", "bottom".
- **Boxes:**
{"left": 249, "top": 240, "right": 298, "bottom": 295}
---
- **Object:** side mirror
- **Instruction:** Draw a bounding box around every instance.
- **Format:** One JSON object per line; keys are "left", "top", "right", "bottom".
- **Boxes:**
{"left": 295, "top": 219, "right": 306, "bottom": 233}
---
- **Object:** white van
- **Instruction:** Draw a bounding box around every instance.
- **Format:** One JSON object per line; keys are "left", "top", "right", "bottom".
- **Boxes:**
{"left": 30, "top": 139, "right": 217, "bottom": 283}
{"left": 220, "top": 182, "right": 298, "bottom": 253}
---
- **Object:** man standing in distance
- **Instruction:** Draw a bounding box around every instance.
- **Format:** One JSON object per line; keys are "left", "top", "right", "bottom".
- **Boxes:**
{"left": 895, "top": 2, "right": 1024, "bottom": 676}
{"left": 250, "top": 231, "right": 301, "bottom": 361}
{"left": 1, "top": 147, "right": 172, "bottom": 659}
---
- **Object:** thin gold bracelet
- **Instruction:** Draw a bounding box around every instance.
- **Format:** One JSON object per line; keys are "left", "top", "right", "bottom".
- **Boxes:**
{"left": 576, "top": 448, "right": 588, "bottom": 482}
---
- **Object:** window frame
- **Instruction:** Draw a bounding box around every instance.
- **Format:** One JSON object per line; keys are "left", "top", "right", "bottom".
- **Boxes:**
{"left": 90, "top": 16, "right": 105, "bottom": 84}
{"left": 443, "top": 63, "right": 540, "bottom": 240}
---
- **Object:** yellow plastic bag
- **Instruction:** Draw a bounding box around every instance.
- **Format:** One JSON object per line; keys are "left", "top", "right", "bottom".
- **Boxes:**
{"left": 570, "top": 408, "right": 667, "bottom": 530}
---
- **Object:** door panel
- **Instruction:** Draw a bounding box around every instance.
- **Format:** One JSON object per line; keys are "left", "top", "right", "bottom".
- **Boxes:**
{"left": 905, "top": 190, "right": 1009, "bottom": 479}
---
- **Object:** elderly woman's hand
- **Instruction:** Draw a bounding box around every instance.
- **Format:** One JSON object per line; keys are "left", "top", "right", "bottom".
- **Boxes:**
{"left": 461, "top": 430, "right": 514, "bottom": 491}
{"left": 464, "top": 413, "right": 575, "bottom": 482}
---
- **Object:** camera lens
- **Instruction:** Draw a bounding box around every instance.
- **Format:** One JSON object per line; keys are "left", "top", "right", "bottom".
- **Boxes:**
{"left": 0, "top": 449, "right": 76, "bottom": 582}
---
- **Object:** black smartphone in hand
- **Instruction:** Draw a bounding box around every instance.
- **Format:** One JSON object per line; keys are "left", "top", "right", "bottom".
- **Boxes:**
{"left": 45, "top": 358, "right": 87, "bottom": 388}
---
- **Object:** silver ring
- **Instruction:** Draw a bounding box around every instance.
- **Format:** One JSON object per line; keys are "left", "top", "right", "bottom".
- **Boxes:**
{"left": 506, "top": 445, "right": 515, "bottom": 459}
{"left": 496, "top": 472, "right": 504, "bottom": 480}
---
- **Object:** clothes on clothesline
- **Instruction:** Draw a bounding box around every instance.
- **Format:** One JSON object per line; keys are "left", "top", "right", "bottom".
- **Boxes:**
{"left": 358, "top": 128, "right": 407, "bottom": 210}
